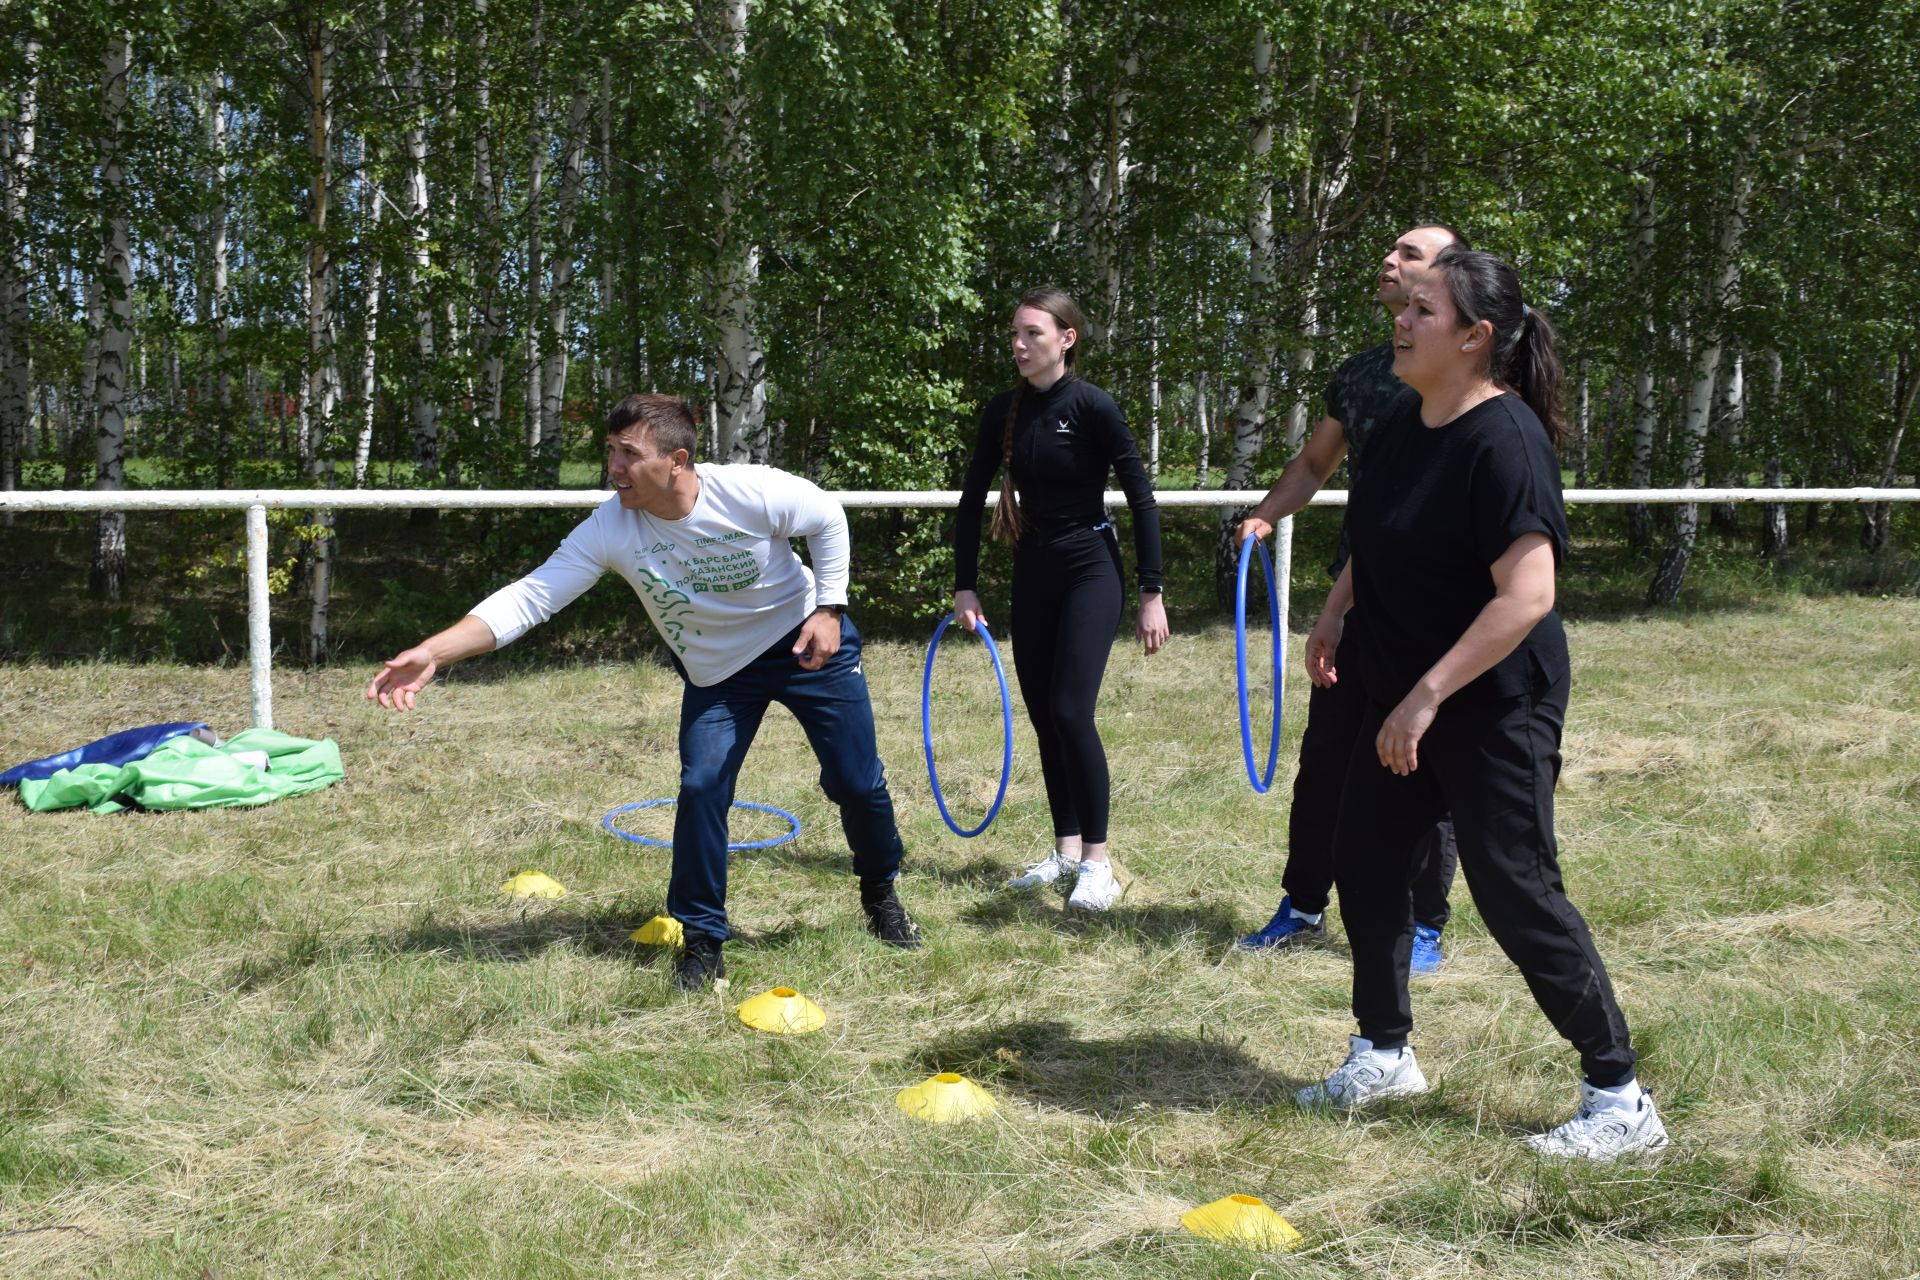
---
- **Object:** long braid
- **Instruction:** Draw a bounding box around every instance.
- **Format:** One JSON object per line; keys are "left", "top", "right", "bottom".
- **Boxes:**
{"left": 989, "top": 382, "right": 1024, "bottom": 544}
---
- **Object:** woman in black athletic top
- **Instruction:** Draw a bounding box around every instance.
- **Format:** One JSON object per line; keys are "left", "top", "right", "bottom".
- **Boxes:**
{"left": 1293, "top": 247, "right": 1668, "bottom": 1162}
{"left": 952, "top": 287, "right": 1168, "bottom": 912}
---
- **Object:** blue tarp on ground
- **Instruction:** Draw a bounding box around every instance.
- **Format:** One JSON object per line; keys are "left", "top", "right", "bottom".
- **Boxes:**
{"left": 1, "top": 722, "right": 209, "bottom": 786}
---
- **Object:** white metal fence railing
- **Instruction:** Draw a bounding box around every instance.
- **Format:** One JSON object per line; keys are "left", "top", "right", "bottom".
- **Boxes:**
{"left": 3, "top": 487, "right": 1915, "bottom": 731}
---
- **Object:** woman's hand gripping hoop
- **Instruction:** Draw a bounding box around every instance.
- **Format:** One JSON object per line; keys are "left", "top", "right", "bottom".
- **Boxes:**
{"left": 601, "top": 799, "right": 802, "bottom": 850}
{"left": 921, "top": 613, "right": 1014, "bottom": 837}
{"left": 1236, "top": 535, "right": 1284, "bottom": 793}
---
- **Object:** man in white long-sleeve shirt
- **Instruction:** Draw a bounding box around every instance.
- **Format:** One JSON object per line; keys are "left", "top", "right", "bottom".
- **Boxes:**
{"left": 368, "top": 393, "right": 920, "bottom": 990}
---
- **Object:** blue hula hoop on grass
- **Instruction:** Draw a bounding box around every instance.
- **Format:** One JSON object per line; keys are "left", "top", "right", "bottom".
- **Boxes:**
{"left": 1235, "top": 535, "right": 1284, "bottom": 794}
{"left": 601, "top": 799, "right": 802, "bottom": 851}
{"left": 921, "top": 613, "right": 1014, "bottom": 838}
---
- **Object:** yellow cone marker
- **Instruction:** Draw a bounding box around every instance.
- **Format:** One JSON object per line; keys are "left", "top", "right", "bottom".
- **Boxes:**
{"left": 499, "top": 871, "right": 568, "bottom": 899}
{"left": 1180, "top": 1195, "right": 1303, "bottom": 1251}
{"left": 894, "top": 1072, "right": 997, "bottom": 1124}
{"left": 736, "top": 987, "right": 826, "bottom": 1035}
{"left": 629, "top": 915, "right": 684, "bottom": 947}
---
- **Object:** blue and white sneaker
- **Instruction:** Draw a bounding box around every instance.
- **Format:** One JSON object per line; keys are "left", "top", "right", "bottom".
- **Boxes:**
{"left": 1237, "top": 895, "right": 1325, "bottom": 951}
{"left": 1410, "top": 922, "right": 1446, "bottom": 974}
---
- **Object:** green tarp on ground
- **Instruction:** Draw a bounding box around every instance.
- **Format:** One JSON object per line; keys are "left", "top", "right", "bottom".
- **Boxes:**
{"left": 17, "top": 728, "right": 344, "bottom": 814}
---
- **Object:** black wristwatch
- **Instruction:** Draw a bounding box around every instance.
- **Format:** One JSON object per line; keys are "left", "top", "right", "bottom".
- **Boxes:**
{"left": 813, "top": 602, "right": 846, "bottom": 617}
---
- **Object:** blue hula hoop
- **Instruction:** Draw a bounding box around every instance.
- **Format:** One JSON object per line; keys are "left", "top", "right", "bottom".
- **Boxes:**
{"left": 1235, "top": 535, "right": 1284, "bottom": 793}
{"left": 601, "top": 799, "right": 802, "bottom": 851}
{"left": 921, "top": 613, "right": 1014, "bottom": 838}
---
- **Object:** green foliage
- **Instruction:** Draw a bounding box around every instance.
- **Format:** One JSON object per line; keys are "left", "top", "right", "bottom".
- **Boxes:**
{"left": 0, "top": 0, "right": 1911, "bottom": 606}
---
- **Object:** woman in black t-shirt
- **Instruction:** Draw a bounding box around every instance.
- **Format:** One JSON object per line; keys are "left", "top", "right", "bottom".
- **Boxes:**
{"left": 952, "top": 288, "right": 1169, "bottom": 913}
{"left": 1293, "top": 248, "right": 1669, "bottom": 1162}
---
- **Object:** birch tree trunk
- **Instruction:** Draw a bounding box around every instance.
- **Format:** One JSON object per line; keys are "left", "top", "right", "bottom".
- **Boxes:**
{"left": 353, "top": 18, "right": 389, "bottom": 486}
{"left": 1864, "top": 352, "right": 1916, "bottom": 551}
{"left": 1086, "top": 44, "right": 1136, "bottom": 343}
{"left": 207, "top": 70, "right": 233, "bottom": 484}
{"left": 1573, "top": 364, "right": 1591, "bottom": 488}
{"left": 1225, "top": 28, "right": 1276, "bottom": 488}
{"left": 354, "top": 191, "right": 384, "bottom": 486}
{"left": 1627, "top": 177, "right": 1656, "bottom": 550}
{"left": 1218, "top": 27, "right": 1277, "bottom": 604}
{"left": 1194, "top": 368, "right": 1209, "bottom": 487}
{"left": 1146, "top": 324, "right": 1160, "bottom": 477}
{"left": 712, "top": 0, "right": 766, "bottom": 463}
{"left": 1598, "top": 374, "right": 1625, "bottom": 483}
{"left": 405, "top": 0, "right": 438, "bottom": 483}
{"left": 1650, "top": 141, "right": 1755, "bottom": 606}
{"left": 1709, "top": 349, "right": 1743, "bottom": 532}
{"left": 1045, "top": 0, "right": 1075, "bottom": 247}
{"left": 1761, "top": 347, "right": 1788, "bottom": 558}
{"left": 305, "top": 13, "right": 341, "bottom": 656}
{"left": 1285, "top": 291, "right": 1316, "bottom": 450}
{"left": 71, "top": 273, "right": 102, "bottom": 488}
{"left": 0, "top": 34, "right": 39, "bottom": 502}
{"left": 305, "top": 16, "right": 341, "bottom": 450}
{"left": 469, "top": 0, "right": 506, "bottom": 455}
{"left": 536, "top": 85, "right": 592, "bottom": 483}
{"left": 91, "top": 30, "right": 133, "bottom": 601}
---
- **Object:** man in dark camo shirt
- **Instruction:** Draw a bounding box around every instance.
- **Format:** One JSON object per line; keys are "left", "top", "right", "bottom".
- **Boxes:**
{"left": 1233, "top": 223, "right": 1466, "bottom": 968}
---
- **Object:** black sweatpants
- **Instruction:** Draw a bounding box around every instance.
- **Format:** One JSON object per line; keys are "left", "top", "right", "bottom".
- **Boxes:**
{"left": 1331, "top": 670, "right": 1636, "bottom": 1086}
{"left": 1287, "top": 636, "right": 1458, "bottom": 924}
{"left": 1010, "top": 524, "right": 1124, "bottom": 845}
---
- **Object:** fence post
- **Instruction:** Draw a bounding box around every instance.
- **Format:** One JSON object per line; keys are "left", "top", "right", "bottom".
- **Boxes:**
{"left": 246, "top": 504, "right": 273, "bottom": 730}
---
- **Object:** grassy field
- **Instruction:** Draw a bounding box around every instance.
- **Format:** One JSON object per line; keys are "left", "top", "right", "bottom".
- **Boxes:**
{"left": 2, "top": 596, "right": 1917, "bottom": 1278}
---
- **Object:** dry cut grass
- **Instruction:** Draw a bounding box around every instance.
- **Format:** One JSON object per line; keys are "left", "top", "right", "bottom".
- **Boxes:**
{"left": 1, "top": 595, "right": 1916, "bottom": 1278}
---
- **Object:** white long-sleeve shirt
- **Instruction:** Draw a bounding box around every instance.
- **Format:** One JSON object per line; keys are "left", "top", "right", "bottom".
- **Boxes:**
{"left": 469, "top": 464, "right": 850, "bottom": 686}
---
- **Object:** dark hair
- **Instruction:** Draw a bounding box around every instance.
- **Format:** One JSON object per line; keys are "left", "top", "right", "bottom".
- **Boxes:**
{"left": 1430, "top": 245, "right": 1564, "bottom": 448}
{"left": 1411, "top": 221, "right": 1472, "bottom": 252}
{"left": 990, "top": 287, "right": 1088, "bottom": 544}
{"left": 606, "top": 392, "right": 698, "bottom": 458}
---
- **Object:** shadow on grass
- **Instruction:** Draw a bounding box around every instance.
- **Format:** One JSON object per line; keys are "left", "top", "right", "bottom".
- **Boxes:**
{"left": 379, "top": 902, "right": 652, "bottom": 963}
{"left": 907, "top": 854, "right": 1017, "bottom": 892}
{"left": 740, "top": 844, "right": 1026, "bottom": 896}
{"left": 908, "top": 1017, "right": 1306, "bottom": 1117}
{"left": 224, "top": 902, "right": 660, "bottom": 988}
{"left": 371, "top": 903, "right": 835, "bottom": 967}
{"left": 959, "top": 891, "right": 1245, "bottom": 949}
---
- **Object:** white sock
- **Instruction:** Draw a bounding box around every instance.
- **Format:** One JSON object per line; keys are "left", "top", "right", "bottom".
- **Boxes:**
{"left": 1588, "top": 1077, "right": 1645, "bottom": 1108}
{"left": 1290, "top": 905, "right": 1323, "bottom": 924}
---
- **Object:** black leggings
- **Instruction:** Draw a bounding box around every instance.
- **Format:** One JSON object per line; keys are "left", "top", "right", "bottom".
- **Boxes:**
{"left": 1011, "top": 524, "right": 1124, "bottom": 845}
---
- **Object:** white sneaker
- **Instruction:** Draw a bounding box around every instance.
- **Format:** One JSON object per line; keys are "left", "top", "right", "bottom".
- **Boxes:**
{"left": 1006, "top": 850, "right": 1078, "bottom": 890}
{"left": 1296, "top": 1035, "right": 1430, "bottom": 1111}
{"left": 1524, "top": 1080, "right": 1670, "bottom": 1162}
{"left": 1065, "top": 859, "right": 1119, "bottom": 912}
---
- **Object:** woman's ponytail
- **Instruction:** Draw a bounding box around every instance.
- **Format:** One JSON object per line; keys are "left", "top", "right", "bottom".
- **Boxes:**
{"left": 1506, "top": 305, "right": 1565, "bottom": 449}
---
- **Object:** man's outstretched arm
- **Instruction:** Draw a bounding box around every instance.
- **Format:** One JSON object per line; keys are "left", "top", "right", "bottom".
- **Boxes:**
{"left": 1236, "top": 414, "right": 1349, "bottom": 545}
{"left": 367, "top": 615, "right": 499, "bottom": 711}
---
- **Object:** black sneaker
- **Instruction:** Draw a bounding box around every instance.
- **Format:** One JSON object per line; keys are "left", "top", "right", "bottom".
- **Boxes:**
{"left": 860, "top": 883, "right": 923, "bottom": 949}
{"left": 674, "top": 932, "right": 726, "bottom": 991}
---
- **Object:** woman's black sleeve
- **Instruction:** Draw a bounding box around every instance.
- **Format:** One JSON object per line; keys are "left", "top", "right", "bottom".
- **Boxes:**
{"left": 1469, "top": 406, "right": 1569, "bottom": 568}
{"left": 953, "top": 396, "right": 1004, "bottom": 592}
{"left": 1093, "top": 391, "right": 1164, "bottom": 593}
